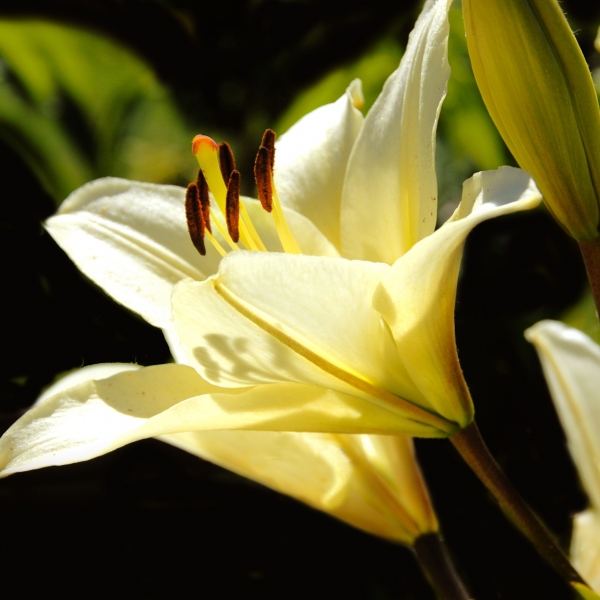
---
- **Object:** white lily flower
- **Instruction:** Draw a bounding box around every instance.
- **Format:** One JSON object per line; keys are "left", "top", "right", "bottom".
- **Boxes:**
{"left": 525, "top": 321, "right": 600, "bottom": 592}
{"left": 0, "top": 0, "right": 540, "bottom": 522}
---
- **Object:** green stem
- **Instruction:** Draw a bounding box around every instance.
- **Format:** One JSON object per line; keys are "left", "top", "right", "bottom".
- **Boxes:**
{"left": 579, "top": 238, "right": 600, "bottom": 319}
{"left": 413, "top": 533, "right": 471, "bottom": 600}
{"left": 450, "top": 421, "right": 585, "bottom": 587}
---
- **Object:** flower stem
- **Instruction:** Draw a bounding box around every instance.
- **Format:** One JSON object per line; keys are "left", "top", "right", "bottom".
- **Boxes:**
{"left": 413, "top": 533, "right": 471, "bottom": 600}
{"left": 450, "top": 421, "right": 585, "bottom": 587}
{"left": 579, "top": 238, "right": 600, "bottom": 318}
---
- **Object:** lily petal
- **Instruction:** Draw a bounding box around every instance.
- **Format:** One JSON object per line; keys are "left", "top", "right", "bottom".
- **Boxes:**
{"left": 162, "top": 430, "right": 435, "bottom": 544}
{"left": 341, "top": 0, "right": 452, "bottom": 263}
{"left": 333, "top": 434, "right": 438, "bottom": 540}
{"left": 46, "top": 177, "right": 213, "bottom": 329}
{"left": 274, "top": 80, "right": 364, "bottom": 251}
{"left": 571, "top": 509, "right": 600, "bottom": 593}
{"left": 46, "top": 179, "right": 338, "bottom": 332}
{"left": 0, "top": 363, "right": 451, "bottom": 477}
{"left": 525, "top": 320, "right": 600, "bottom": 511}
{"left": 172, "top": 254, "right": 456, "bottom": 436}
{"left": 161, "top": 430, "right": 352, "bottom": 510}
{"left": 36, "top": 362, "right": 139, "bottom": 404}
{"left": 374, "top": 167, "right": 541, "bottom": 425}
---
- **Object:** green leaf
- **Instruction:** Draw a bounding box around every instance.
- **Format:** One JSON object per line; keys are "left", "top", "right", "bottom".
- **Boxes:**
{"left": 0, "top": 19, "right": 196, "bottom": 203}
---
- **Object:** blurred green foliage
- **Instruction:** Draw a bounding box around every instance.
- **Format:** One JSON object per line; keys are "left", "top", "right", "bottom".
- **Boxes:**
{"left": 0, "top": 19, "right": 196, "bottom": 202}
{"left": 275, "top": 37, "right": 403, "bottom": 134}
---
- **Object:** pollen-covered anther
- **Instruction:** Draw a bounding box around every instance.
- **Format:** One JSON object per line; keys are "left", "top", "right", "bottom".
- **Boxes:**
{"left": 261, "top": 129, "right": 276, "bottom": 171}
{"left": 254, "top": 146, "right": 273, "bottom": 213}
{"left": 185, "top": 183, "right": 206, "bottom": 256}
{"left": 225, "top": 170, "right": 241, "bottom": 243}
{"left": 195, "top": 169, "right": 212, "bottom": 233}
{"left": 218, "top": 142, "right": 236, "bottom": 183}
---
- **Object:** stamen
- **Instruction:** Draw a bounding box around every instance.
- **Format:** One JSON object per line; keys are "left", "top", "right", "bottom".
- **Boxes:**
{"left": 196, "top": 169, "right": 212, "bottom": 233}
{"left": 185, "top": 183, "right": 206, "bottom": 256}
{"left": 205, "top": 230, "right": 227, "bottom": 257}
{"left": 193, "top": 133, "right": 265, "bottom": 252}
{"left": 254, "top": 146, "right": 273, "bottom": 212}
{"left": 254, "top": 128, "right": 301, "bottom": 254}
{"left": 218, "top": 141, "right": 236, "bottom": 182}
{"left": 208, "top": 205, "right": 241, "bottom": 252}
{"left": 261, "top": 129, "right": 276, "bottom": 172}
{"left": 225, "top": 170, "right": 241, "bottom": 243}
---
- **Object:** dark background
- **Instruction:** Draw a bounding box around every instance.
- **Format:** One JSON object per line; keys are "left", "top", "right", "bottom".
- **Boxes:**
{"left": 1, "top": 1, "right": 600, "bottom": 598}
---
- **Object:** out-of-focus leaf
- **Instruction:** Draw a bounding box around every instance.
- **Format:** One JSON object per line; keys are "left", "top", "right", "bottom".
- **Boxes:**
{"left": 0, "top": 19, "right": 196, "bottom": 203}
{"left": 275, "top": 38, "right": 403, "bottom": 135}
{"left": 442, "top": 5, "right": 508, "bottom": 171}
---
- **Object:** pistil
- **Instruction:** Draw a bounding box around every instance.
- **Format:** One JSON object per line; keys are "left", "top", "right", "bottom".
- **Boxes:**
{"left": 192, "top": 135, "right": 264, "bottom": 251}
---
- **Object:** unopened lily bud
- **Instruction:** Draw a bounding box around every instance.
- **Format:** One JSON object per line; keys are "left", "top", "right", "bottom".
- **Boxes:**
{"left": 463, "top": 0, "right": 600, "bottom": 241}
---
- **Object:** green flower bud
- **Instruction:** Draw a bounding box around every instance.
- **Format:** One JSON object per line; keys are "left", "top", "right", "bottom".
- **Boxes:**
{"left": 463, "top": 0, "right": 600, "bottom": 241}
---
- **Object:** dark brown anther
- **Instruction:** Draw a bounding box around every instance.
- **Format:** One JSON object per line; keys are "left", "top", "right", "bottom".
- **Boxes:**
{"left": 261, "top": 129, "right": 276, "bottom": 172}
{"left": 225, "top": 170, "right": 241, "bottom": 243}
{"left": 196, "top": 169, "right": 212, "bottom": 233}
{"left": 254, "top": 146, "right": 273, "bottom": 212}
{"left": 218, "top": 141, "right": 236, "bottom": 183}
{"left": 185, "top": 183, "right": 206, "bottom": 256}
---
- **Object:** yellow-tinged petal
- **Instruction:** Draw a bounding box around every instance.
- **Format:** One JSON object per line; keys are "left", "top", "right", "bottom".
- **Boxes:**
{"left": 0, "top": 363, "right": 456, "bottom": 478}
{"left": 274, "top": 79, "right": 364, "bottom": 251}
{"left": 341, "top": 0, "right": 452, "bottom": 263}
{"left": 36, "top": 363, "right": 140, "bottom": 404}
{"left": 45, "top": 178, "right": 338, "bottom": 332}
{"left": 171, "top": 255, "right": 457, "bottom": 436}
{"left": 525, "top": 321, "right": 600, "bottom": 512}
{"left": 162, "top": 430, "right": 437, "bottom": 544}
{"left": 46, "top": 178, "right": 216, "bottom": 328}
{"left": 571, "top": 510, "right": 600, "bottom": 595}
{"left": 374, "top": 167, "right": 541, "bottom": 426}
{"left": 335, "top": 434, "right": 438, "bottom": 539}
{"left": 162, "top": 430, "right": 352, "bottom": 510}
{"left": 463, "top": 0, "right": 600, "bottom": 241}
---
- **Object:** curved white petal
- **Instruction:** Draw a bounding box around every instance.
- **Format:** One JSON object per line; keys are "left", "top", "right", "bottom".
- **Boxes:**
{"left": 332, "top": 434, "right": 438, "bottom": 541}
{"left": 162, "top": 430, "right": 353, "bottom": 511}
{"left": 162, "top": 431, "right": 436, "bottom": 544}
{"left": 45, "top": 179, "right": 338, "bottom": 333}
{"left": 0, "top": 364, "right": 454, "bottom": 477}
{"left": 172, "top": 254, "right": 456, "bottom": 436}
{"left": 275, "top": 80, "right": 364, "bottom": 250}
{"left": 46, "top": 178, "right": 215, "bottom": 329}
{"left": 36, "top": 362, "right": 140, "bottom": 405}
{"left": 571, "top": 509, "right": 600, "bottom": 594}
{"left": 374, "top": 167, "right": 541, "bottom": 425}
{"left": 341, "top": 0, "right": 452, "bottom": 263}
{"left": 525, "top": 320, "right": 600, "bottom": 510}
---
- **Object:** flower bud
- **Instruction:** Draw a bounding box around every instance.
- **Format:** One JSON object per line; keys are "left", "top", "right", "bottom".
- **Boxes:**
{"left": 463, "top": 0, "right": 600, "bottom": 241}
